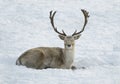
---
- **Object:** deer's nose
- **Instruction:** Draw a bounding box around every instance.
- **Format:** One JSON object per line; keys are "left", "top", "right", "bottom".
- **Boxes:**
{"left": 67, "top": 44, "right": 71, "bottom": 47}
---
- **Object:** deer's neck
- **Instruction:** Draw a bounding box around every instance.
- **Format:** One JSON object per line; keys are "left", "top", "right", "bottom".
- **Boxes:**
{"left": 63, "top": 47, "right": 75, "bottom": 67}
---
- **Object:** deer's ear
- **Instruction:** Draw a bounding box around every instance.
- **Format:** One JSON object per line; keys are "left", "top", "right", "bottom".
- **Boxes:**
{"left": 59, "top": 35, "right": 65, "bottom": 40}
{"left": 73, "top": 34, "right": 81, "bottom": 40}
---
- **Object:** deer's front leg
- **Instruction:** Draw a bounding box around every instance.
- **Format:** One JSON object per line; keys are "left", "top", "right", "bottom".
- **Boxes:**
{"left": 71, "top": 65, "right": 77, "bottom": 70}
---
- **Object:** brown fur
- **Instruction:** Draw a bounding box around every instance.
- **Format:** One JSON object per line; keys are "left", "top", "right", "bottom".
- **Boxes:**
{"left": 16, "top": 34, "right": 81, "bottom": 69}
{"left": 16, "top": 47, "right": 65, "bottom": 69}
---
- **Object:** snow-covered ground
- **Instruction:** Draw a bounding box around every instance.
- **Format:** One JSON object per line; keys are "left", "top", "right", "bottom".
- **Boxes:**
{"left": 0, "top": 0, "right": 120, "bottom": 84}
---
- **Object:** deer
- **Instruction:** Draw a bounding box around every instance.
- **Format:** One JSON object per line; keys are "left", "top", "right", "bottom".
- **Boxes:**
{"left": 16, "top": 9, "right": 89, "bottom": 69}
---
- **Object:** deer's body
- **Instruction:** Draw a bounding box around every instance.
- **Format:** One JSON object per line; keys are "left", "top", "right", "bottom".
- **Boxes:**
{"left": 16, "top": 9, "right": 89, "bottom": 69}
{"left": 16, "top": 46, "right": 75, "bottom": 69}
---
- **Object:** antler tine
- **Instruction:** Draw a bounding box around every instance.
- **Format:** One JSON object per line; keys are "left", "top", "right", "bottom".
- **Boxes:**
{"left": 72, "top": 9, "right": 89, "bottom": 36}
{"left": 50, "top": 11, "right": 56, "bottom": 28}
{"left": 49, "top": 10, "right": 66, "bottom": 36}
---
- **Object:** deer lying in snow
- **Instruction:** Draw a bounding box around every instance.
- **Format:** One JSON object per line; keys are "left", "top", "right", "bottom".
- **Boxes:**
{"left": 16, "top": 9, "right": 89, "bottom": 69}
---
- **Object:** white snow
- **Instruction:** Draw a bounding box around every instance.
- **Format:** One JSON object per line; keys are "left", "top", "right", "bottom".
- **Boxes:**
{"left": 0, "top": 0, "right": 120, "bottom": 84}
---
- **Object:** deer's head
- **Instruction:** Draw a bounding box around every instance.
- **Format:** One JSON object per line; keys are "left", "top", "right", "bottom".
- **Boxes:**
{"left": 49, "top": 9, "right": 89, "bottom": 49}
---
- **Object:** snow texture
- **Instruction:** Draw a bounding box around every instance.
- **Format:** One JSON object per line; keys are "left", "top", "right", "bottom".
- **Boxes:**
{"left": 0, "top": 0, "right": 120, "bottom": 84}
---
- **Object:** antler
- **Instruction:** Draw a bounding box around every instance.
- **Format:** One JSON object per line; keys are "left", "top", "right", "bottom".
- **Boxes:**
{"left": 49, "top": 11, "right": 67, "bottom": 36}
{"left": 72, "top": 9, "right": 89, "bottom": 36}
